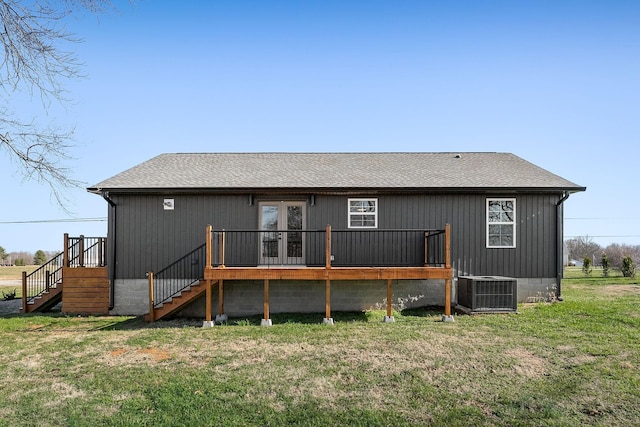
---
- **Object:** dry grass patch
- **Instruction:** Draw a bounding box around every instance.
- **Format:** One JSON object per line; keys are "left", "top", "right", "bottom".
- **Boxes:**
{"left": 504, "top": 348, "right": 548, "bottom": 378}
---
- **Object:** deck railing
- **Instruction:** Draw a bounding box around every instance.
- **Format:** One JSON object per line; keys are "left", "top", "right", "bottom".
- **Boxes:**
{"left": 208, "top": 226, "right": 449, "bottom": 268}
{"left": 150, "top": 244, "right": 206, "bottom": 309}
{"left": 65, "top": 235, "right": 107, "bottom": 267}
{"left": 22, "top": 252, "right": 65, "bottom": 306}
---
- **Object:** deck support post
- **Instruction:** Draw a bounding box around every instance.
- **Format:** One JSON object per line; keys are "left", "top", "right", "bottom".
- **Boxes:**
{"left": 21, "top": 271, "right": 27, "bottom": 313}
{"left": 323, "top": 278, "right": 333, "bottom": 325}
{"left": 216, "top": 279, "right": 227, "bottom": 323}
{"left": 442, "top": 223, "right": 455, "bottom": 322}
{"left": 261, "top": 279, "right": 272, "bottom": 326}
{"left": 147, "top": 272, "right": 155, "bottom": 322}
{"left": 203, "top": 280, "right": 214, "bottom": 328}
{"left": 384, "top": 279, "right": 395, "bottom": 322}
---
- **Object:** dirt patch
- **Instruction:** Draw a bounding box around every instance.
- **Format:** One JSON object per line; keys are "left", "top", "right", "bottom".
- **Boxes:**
{"left": 103, "top": 347, "right": 173, "bottom": 365}
{"left": 602, "top": 285, "right": 640, "bottom": 296}
{"left": 505, "top": 348, "right": 548, "bottom": 378}
{"left": 139, "top": 348, "right": 172, "bottom": 362}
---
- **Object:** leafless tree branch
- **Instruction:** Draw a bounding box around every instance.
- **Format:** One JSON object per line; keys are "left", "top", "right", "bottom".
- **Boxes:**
{"left": 0, "top": 0, "right": 114, "bottom": 209}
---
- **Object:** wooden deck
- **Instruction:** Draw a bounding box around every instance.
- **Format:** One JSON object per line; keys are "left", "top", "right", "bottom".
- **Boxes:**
{"left": 148, "top": 224, "right": 454, "bottom": 323}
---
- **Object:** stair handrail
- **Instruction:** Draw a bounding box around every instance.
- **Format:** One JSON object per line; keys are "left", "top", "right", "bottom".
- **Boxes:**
{"left": 149, "top": 244, "right": 206, "bottom": 309}
{"left": 22, "top": 251, "right": 64, "bottom": 307}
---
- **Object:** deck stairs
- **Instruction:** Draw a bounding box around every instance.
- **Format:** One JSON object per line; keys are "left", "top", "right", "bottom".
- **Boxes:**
{"left": 21, "top": 251, "right": 65, "bottom": 314}
{"left": 21, "top": 236, "right": 109, "bottom": 314}
{"left": 23, "top": 282, "right": 63, "bottom": 313}
{"left": 145, "top": 280, "right": 216, "bottom": 321}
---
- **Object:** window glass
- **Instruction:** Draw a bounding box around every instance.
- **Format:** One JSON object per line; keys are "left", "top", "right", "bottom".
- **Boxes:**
{"left": 348, "top": 198, "right": 378, "bottom": 228}
{"left": 487, "top": 199, "right": 516, "bottom": 247}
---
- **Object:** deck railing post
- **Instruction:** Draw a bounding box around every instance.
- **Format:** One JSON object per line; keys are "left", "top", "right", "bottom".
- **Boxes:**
{"left": 63, "top": 233, "right": 69, "bottom": 267}
{"left": 98, "top": 238, "right": 104, "bottom": 267}
{"left": 424, "top": 231, "right": 429, "bottom": 266}
{"left": 79, "top": 235, "right": 85, "bottom": 267}
{"left": 445, "top": 224, "right": 451, "bottom": 269}
{"left": 220, "top": 230, "right": 226, "bottom": 268}
{"left": 325, "top": 225, "right": 332, "bottom": 269}
{"left": 148, "top": 272, "right": 155, "bottom": 322}
{"left": 21, "top": 271, "right": 27, "bottom": 313}
{"left": 45, "top": 271, "right": 50, "bottom": 292}
{"left": 205, "top": 225, "right": 213, "bottom": 269}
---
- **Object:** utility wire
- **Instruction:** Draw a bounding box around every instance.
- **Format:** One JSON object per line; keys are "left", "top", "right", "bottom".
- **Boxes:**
{"left": 0, "top": 218, "right": 107, "bottom": 224}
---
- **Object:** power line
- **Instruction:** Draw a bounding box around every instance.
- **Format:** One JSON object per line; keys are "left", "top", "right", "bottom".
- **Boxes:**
{"left": 565, "top": 235, "right": 640, "bottom": 238}
{"left": 0, "top": 218, "right": 107, "bottom": 224}
{"left": 566, "top": 217, "right": 640, "bottom": 220}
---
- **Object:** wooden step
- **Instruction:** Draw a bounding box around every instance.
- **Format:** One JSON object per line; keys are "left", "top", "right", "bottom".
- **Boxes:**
{"left": 22, "top": 283, "right": 63, "bottom": 313}
{"left": 147, "top": 281, "right": 214, "bottom": 321}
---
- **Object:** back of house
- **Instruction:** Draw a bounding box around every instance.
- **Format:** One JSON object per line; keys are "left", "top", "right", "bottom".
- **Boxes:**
{"left": 88, "top": 152, "right": 585, "bottom": 317}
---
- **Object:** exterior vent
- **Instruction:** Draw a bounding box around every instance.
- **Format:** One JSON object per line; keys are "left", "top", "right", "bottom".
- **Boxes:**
{"left": 457, "top": 276, "right": 517, "bottom": 313}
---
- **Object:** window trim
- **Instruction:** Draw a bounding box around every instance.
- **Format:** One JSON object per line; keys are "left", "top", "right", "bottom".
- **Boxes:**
{"left": 348, "top": 198, "right": 378, "bottom": 229}
{"left": 486, "top": 198, "right": 516, "bottom": 248}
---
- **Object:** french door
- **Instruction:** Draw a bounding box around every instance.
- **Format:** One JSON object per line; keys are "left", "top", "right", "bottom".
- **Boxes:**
{"left": 259, "top": 201, "right": 306, "bottom": 265}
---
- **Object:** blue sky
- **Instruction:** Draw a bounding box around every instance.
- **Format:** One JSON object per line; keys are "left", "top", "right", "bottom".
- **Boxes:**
{"left": 2, "top": 0, "right": 639, "bottom": 253}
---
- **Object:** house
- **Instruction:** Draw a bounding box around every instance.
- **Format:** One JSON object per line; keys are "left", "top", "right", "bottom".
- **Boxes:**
{"left": 87, "top": 152, "right": 585, "bottom": 323}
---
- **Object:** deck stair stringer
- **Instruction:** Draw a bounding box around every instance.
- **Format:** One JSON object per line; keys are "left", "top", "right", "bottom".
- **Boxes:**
{"left": 146, "top": 280, "right": 215, "bottom": 321}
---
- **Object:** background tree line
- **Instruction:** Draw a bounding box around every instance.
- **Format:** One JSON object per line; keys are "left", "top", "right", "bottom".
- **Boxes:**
{"left": 565, "top": 236, "right": 638, "bottom": 277}
{"left": 0, "top": 246, "right": 56, "bottom": 266}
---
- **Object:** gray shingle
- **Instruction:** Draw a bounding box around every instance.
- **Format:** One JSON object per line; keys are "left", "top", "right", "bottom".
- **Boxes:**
{"left": 88, "top": 152, "right": 585, "bottom": 192}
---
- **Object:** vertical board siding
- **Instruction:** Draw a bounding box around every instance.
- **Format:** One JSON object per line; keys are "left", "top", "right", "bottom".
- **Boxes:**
{"left": 110, "top": 192, "right": 561, "bottom": 280}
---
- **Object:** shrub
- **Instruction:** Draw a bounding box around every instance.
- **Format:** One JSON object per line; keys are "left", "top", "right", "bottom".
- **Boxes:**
{"left": 601, "top": 252, "right": 610, "bottom": 277}
{"left": 2, "top": 289, "right": 17, "bottom": 301}
{"left": 621, "top": 256, "right": 636, "bottom": 278}
{"left": 582, "top": 257, "right": 593, "bottom": 276}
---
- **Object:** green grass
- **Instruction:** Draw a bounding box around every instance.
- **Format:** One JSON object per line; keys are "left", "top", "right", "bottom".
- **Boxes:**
{"left": 0, "top": 275, "right": 638, "bottom": 426}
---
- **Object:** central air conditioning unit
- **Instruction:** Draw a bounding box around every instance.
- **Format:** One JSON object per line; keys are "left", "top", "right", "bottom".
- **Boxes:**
{"left": 457, "top": 276, "right": 518, "bottom": 313}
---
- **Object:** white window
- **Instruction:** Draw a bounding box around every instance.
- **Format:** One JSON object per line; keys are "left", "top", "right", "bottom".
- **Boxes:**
{"left": 487, "top": 198, "right": 516, "bottom": 248}
{"left": 348, "top": 198, "right": 378, "bottom": 228}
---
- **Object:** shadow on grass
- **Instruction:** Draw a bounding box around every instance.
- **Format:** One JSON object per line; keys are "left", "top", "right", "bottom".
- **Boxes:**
{"left": 5, "top": 307, "right": 449, "bottom": 331}
{"left": 400, "top": 305, "right": 447, "bottom": 319}
{"left": 98, "top": 311, "right": 374, "bottom": 330}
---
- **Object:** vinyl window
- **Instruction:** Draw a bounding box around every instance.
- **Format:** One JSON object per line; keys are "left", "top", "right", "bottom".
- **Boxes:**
{"left": 487, "top": 198, "right": 516, "bottom": 248}
{"left": 348, "top": 198, "right": 378, "bottom": 228}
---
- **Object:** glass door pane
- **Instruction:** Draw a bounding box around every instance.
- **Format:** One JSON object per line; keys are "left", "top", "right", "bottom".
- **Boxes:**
{"left": 285, "top": 204, "right": 303, "bottom": 262}
{"left": 260, "top": 204, "right": 280, "bottom": 264}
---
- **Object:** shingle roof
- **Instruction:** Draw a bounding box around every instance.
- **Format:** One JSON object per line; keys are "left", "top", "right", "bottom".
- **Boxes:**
{"left": 88, "top": 152, "right": 585, "bottom": 193}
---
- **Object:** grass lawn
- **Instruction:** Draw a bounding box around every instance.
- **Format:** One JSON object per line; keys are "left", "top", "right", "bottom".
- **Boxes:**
{"left": 0, "top": 274, "right": 638, "bottom": 426}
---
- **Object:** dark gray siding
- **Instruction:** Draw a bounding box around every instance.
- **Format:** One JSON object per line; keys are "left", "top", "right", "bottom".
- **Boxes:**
{"left": 108, "top": 192, "right": 561, "bottom": 279}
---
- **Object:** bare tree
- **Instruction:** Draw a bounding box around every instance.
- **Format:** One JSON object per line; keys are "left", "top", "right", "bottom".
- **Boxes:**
{"left": 0, "top": 0, "right": 113, "bottom": 205}
{"left": 565, "top": 236, "right": 602, "bottom": 264}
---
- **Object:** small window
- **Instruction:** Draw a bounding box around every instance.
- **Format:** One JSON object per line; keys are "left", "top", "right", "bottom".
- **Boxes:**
{"left": 487, "top": 198, "right": 516, "bottom": 248}
{"left": 348, "top": 198, "right": 378, "bottom": 228}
